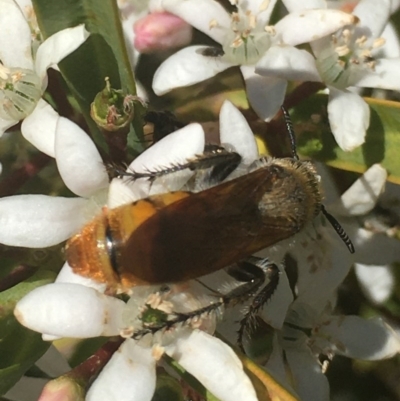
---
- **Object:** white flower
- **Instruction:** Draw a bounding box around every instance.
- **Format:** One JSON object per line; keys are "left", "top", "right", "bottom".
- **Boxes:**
{"left": 0, "top": 0, "right": 89, "bottom": 151}
{"left": 260, "top": 163, "right": 400, "bottom": 400}
{"left": 14, "top": 282, "right": 258, "bottom": 401}
{"left": 0, "top": 117, "right": 109, "bottom": 249}
{"left": 151, "top": 0, "right": 356, "bottom": 121}
{"left": 266, "top": 299, "right": 400, "bottom": 401}
{"left": 328, "top": 163, "right": 400, "bottom": 305}
{"left": 256, "top": 0, "right": 400, "bottom": 150}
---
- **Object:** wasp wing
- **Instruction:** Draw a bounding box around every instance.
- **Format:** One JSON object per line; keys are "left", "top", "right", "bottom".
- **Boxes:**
{"left": 120, "top": 166, "right": 298, "bottom": 283}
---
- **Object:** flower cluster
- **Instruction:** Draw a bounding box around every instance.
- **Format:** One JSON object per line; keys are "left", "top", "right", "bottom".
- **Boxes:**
{"left": 1, "top": 1, "right": 400, "bottom": 401}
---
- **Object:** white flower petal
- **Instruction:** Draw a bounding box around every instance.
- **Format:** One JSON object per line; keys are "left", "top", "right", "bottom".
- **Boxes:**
{"left": 381, "top": 24, "right": 400, "bottom": 58}
{"left": 42, "top": 334, "right": 60, "bottom": 341}
{"left": 261, "top": 269, "right": 294, "bottom": 329}
{"left": 21, "top": 99, "right": 59, "bottom": 157}
{"left": 55, "top": 261, "right": 108, "bottom": 293}
{"left": 0, "top": 194, "right": 89, "bottom": 247}
{"left": 292, "top": 223, "right": 353, "bottom": 308}
{"left": 282, "top": 0, "right": 327, "bottom": 12}
{"left": 0, "top": 116, "right": 18, "bottom": 136}
{"left": 256, "top": 45, "right": 321, "bottom": 82}
{"left": 335, "top": 164, "right": 387, "bottom": 216}
{"left": 108, "top": 178, "right": 141, "bottom": 209}
{"left": 219, "top": 100, "right": 258, "bottom": 164}
{"left": 353, "top": 0, "right": 391, "bottom": 39}
{"left": 322, "top": 316, "right": 400, "bottom": 360}
{"left": 35, "top": 25, "right": 90, "bottom": 85}
{"left": 87, "top": 339, "right": 156, "bottom": 401}
{"left": 285, "top": 347, "right": 330, "bottom": 401}
{"left": 150, "top": 0, "right": 230, "bottom": 44}
{"left": 354, "top": 263, "right": 394, "bottom": 304}
{"left": 153, "top": 46, "right": 234, "bottom": 95}
{"left": 165, "top": 330, "right": 257, "bottom": 401}
{"left": 130, "top": 123, "right": 204, "bottom": 170}
{"left": 264, "top": 335, "right": 291, "bottom": 388}
{"left": 390, "top": 0, "right": 400, "bottom": 13}
{"left": 129, "top": 123, "right": 205, "bottom": 196}
{"left": 275, "top": 10, "right": 356, "bottom": 46}
{"left": 351, "top": 226, "right": 400, "bottom": 266}
{"left": 327, "top": 88, "right": 370, "bottom": 151}
{"left": 241, "top": 66, "right": 287, "bottom": 121}
{"left": 14, "top": 283, "right": 125, "bottom": 337}
{"left": 251, "top": 0, "right": 277, "bottom": 26}
{"left": 354, "top": 58, "right": 400, "bottom": 90}
{"left": 55, "top": 117, "right": 109, "bottom": 197}
{"left": 0, "top": 0, "right": 33, "bottom": 69}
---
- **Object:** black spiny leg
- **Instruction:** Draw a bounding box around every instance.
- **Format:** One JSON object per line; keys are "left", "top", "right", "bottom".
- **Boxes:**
{"left": 107, "top": 144, "right": 242, "bottom": 184}
{"left": 237, "top": 263, "right": 280, "bottom": 352}
{"left": 131, "top": 257, "right": 271, "bottom": 341}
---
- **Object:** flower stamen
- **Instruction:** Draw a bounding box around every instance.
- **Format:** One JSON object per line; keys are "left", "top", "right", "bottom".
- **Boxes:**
{"left": 315, "top": 27, "right": 386, "bottom": 89}
{"left": 0, "top": 64, "right": 41, "bottom": 121}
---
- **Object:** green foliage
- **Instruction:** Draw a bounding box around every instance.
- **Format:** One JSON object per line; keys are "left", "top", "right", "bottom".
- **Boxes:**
{"left": 0, "top": 270, "right": 56, "bottom": 393}
{"left": 32, "top": 0, "right": 145, "bottom": 156}
{"left": 292, "top": 95, "right": 400, "bottom": 183}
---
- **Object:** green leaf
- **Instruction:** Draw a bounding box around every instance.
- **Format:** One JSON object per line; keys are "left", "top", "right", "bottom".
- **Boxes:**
{"left": 152, "top": 374, "right": 184, "bottom": 401}
{"left": 0, "top": 270, "right": 56, "bottom": 394}
{"left": 32, "top": 0, "right": 145, "bottom": 155}
{"left": 292, "top": 95, "right": 400, "bottom": 184}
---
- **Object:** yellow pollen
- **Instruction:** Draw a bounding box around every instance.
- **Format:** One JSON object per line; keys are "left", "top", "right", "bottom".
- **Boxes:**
{"left": 355, "top": 35, "right": 367, "bottom": 46}
{"left": 373, "top": 37, "right": 386, "bottom": 48}
{"left": 146, "top": 293, "right": 162, "bottom": 309}
{"left": 337, "top": 59, "right": 345, "bottom": 68}
{"left": 264, "top": 25, "right": 275, "bottom": 35}
{"left": 342, "top": 29, "right": 351, "bottom": 42}
{"left": 157, "top": 301, "right": 174, "bottom": 314}
{"left": 120, "top": 326, "right": 134, "bottom": 338}
{"left": 232, "top": 12, "right": 240, "bottom": 22}
{"left": 11, "top": 71, "right": 25, "bottom": 83}
{"left": 360, "top": 49, "right": 372, "bottom": 58}
{"left": 0, "top": 63, "right": 10, "bottom": 80}
{"left": 151, "top": 344, "right": 165, "bottom": 361}
{"left": 260, "top": 0, "right": 270, "bottom": 11}
{"left": 335, "top": 45, "right": 350, "bottom": 57}
{"left": 231, "top": 35, "right": 244, "bottom": 48}
{"left": 248, "top": 13, "right": 256, "bottom": 29}
{"left": 209, "top": 19, "right": 218, "bottom": 29}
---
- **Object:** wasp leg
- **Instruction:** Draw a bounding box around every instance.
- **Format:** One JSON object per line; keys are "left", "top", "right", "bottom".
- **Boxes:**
{"left": 108, "top": 144, "right": 242, "bottom": 184}
{"left": 132, "top": 298, "right": 226, "bottom": 340}
{"left": 131, "top": 258, "right": 272, "bottom": 341}
{"left": 236, "top": 262, "right": 280, "bottom": 352}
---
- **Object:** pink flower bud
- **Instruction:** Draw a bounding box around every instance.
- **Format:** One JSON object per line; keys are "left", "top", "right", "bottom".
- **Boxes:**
{"left": 134, "top": 12, "right": 192, "bottom": 53}
{"left": 38, "top": 377, "right": 84, "bottom": 401}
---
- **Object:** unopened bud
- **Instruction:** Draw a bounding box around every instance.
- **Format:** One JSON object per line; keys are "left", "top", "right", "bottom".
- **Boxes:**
{"left": 134, "top": 12, "right": 193, "bottom": 53}
{"left": 91, "top": 78, "right": 139, "bottom": 131}
{"left": 38, "top": 376, "right": 84, "bottom": 401}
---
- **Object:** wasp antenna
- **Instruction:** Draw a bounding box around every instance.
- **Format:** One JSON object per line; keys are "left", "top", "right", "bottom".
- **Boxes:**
{"left": 321, "top": 205, "right": 355, "bottom": 254}
{"left": 281, "top": 106, "right": 299, "bottom": 161}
